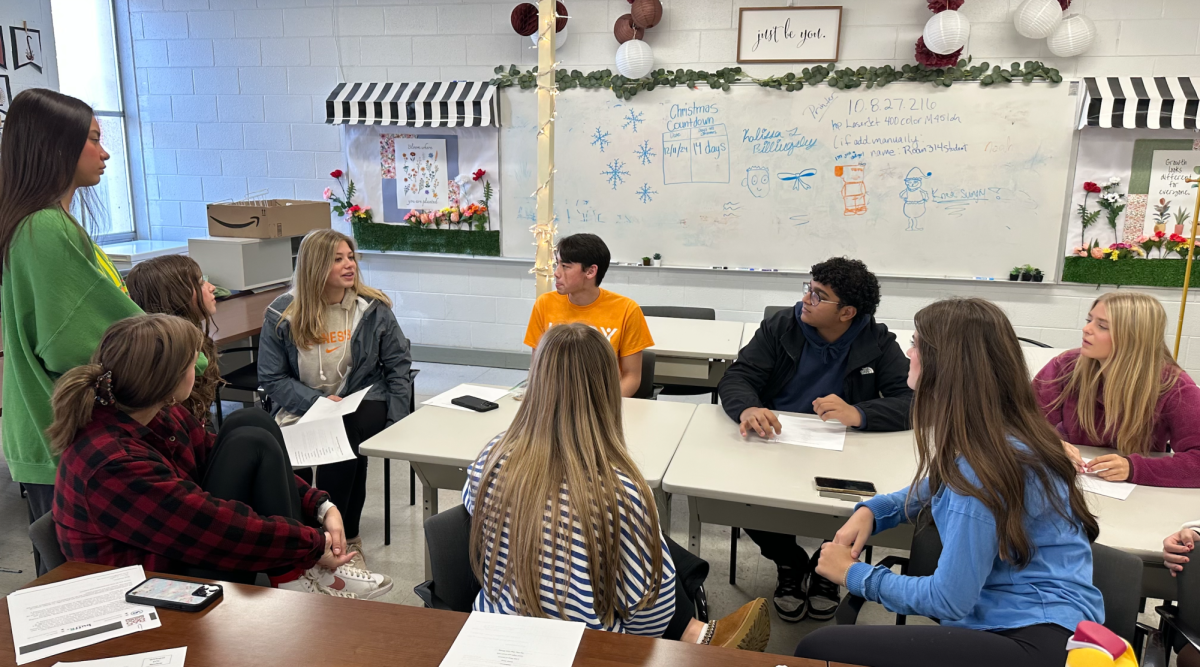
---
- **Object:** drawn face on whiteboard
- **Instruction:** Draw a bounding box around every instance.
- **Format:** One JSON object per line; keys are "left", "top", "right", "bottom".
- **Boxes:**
{"left": 743, "top": 166, "right": 770, "bottom": 198}
{"left": 904, "top": 178, "right": 922, "bottom": 191}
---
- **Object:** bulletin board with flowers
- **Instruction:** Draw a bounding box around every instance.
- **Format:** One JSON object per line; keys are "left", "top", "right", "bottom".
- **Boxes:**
{"left": 1061, "top": 130, "right": 1200, "bottom": 288}
{"left": 341, "top": 125, "right": 501, "bottom": 256}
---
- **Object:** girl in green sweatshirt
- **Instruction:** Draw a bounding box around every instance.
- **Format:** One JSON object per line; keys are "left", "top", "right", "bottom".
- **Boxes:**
{"left": 0, "top": 89, "right": 145, "bottom": 546}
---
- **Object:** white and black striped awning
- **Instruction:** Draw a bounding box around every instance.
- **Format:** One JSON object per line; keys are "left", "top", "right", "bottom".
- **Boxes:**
{"left": 325, "top": 81, "right": 499, "bottom": 127}
{"left": 1081, "top": 77, "right": 1199, "bottom": 130}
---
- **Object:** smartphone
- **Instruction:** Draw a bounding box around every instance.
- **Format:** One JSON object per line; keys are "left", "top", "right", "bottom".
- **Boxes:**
{"left": 452, "top": 395, "right": 499, "bottom": 412}
{"left": 126, "top": 577, "right": 223, "bottom": 612}
{"left": 814, "top": 477, "right": 877, "bottom": 497}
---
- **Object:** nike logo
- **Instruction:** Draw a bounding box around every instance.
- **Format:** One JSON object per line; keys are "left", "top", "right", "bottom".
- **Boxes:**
{"left": 327, "top": 576, "right": 346, "bottom": 590}
{"left": 209, "top": 215, "right": 261, "bottom": 229}
{"left": 326, "top": 346, "right": 340, "bottom": 354}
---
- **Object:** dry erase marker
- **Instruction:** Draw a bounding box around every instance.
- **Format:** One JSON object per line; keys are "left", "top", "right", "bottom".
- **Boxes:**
{"left": 711, "top": 266, "right": 728, "bottom": 270}
{"left": 972, "top": 276, "right": 996, "bottom": 281}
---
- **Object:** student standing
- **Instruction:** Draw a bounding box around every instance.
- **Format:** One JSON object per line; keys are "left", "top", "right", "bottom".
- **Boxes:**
{"left": 523, "top": 233, "right": 654, "bottom": 397}
{"left": 259, "top": 229, "right": 411, "bottom": 584}
{"left": 796, "top": 298, "right": 1103, "bottom": 667}
{"left": 466, "top": 323, "right": 770, "bottom": 650}
{"left": 1034, "top": 292, "right": 1200, "bottom": 487}
{"left": 717, "top": 257, "right": 913, "bottom": 623}
{"left": 49, "top": 314, "right": 373, "bottom": 596}
{"left": 0, "top": 89, "right": 145, "bottom": 543}
{"left": 127, "top": 255, "right": 222, "bottom": 426}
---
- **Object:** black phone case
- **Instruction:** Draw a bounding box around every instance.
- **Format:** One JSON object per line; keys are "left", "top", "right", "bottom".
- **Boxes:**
{"left": 452, "top": 395, "right": 499, "bottom": 412}
{"left": 125, "top": 579, "right": 223, "bottom": 612}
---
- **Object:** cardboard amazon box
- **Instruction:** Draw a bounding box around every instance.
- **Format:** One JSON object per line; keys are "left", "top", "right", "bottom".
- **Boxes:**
{"left": 206, "top": 199, "right": 331, "bottom": 239}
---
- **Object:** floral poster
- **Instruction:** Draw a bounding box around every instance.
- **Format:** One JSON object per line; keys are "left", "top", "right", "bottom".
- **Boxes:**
{"left": 395, "top": 138, "right": 448, "bottom": 209}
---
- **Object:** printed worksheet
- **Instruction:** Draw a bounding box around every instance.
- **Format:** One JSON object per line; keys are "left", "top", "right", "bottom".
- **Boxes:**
{"left": 437, "top": 612, "right": 584, "bottom": 667}
{"left": 768, "top": 414, "right": 847, "bottom": 451}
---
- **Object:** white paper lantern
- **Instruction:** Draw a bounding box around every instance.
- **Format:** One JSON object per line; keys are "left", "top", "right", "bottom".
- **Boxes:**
{"left": 615, "top": 39, "right": 654, "bottom": 79}
{"left": 529, "top": 23, "right": 569, "bottom": 49}
{"left": 1013, "top": 0, "right": 1063, "bottom": 39}
{"left": 1047, "top": 13, "right": 1096, "bottom": 57}
{"left": 923, "top": 10, "right": 970, "bottom": 55}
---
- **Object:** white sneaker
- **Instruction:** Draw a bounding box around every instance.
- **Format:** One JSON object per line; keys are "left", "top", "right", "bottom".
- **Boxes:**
{"left": 275, "top": 567, "right": 359, "bottom": 599}
{"left": 316, "top": 564, "right": 393, "bottom": 600}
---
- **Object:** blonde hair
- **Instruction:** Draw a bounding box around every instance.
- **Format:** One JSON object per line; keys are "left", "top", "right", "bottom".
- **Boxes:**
{"left": 281, "top": 229, "right": 391, "bottom": 350}
{"left": 47, "top": 314, "right": 203, "bottom": 455}
{"left": 1052, "top": 292, "right": 1181, "bottom": 455}
{"left": 469, "top": 323, "right": 665, "bottom": 625}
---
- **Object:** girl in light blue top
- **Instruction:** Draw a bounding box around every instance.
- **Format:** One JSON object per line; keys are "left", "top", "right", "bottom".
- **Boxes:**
{"left": 797, "top": 297, "right": 1104, "bottom": 667}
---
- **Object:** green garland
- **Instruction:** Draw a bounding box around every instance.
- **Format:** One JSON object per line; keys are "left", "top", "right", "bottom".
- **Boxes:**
{"left": 491, "top": 57, "right": 1062, "bottom": 101}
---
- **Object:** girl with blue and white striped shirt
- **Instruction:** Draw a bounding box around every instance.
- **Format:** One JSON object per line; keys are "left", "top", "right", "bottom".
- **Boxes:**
{"left": 463, "top": 323, "right": 769, "bottom": 650}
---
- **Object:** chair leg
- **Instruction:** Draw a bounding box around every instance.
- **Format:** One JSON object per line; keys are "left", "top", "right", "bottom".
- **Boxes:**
{"left": 410, "top": 466, "right": 416, "bottom": 506}
{"left": 710, "top": 390, "right": 718, "bottom": 405}
{"left": 383, "top": 459, "right": 391, "bottom": 547}
{"left": 214, "top": 388, "right": 224, "bottom": 427}
{"left": 729, "top": 528, "right": 739, "bottom": 585}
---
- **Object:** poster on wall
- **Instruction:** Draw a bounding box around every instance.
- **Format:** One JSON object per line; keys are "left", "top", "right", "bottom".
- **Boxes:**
{"left": 1144, "top": 150, "right": 1198, "bottom": 237}
{"left": 736, "top": 6, "right": 842, "bottom": 63}
{"left": 346, "top": 125, "right": 500, "bottom": 227}
{"left": 10, "top": 26, "right": 42, "bottom": 72}
{"left": 0, "top": 75, "right": 10, "bottom": 112}
{"left": 0, "top": 29, "right": 6, "bottom": 70}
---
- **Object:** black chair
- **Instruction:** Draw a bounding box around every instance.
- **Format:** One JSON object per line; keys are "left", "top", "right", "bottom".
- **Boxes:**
{"left": 29, "top": 512, "right": 66, "bottom": 575}
{"left": 641, "top": 306, "right": 719, "bottom": 405}
{"left": 213, "top": 346, "right": 271, "bottom": 427}
{"left": 1143, "top": 558, "right": 1200, "bottom": 667}
{"left": 764, "top": 305, "right": 791, "bottom": 320}
{"left": 383, "top": 368, "right": 421, "bottom": 546}
{"left": 835, "top": 521, "right": 1144, "bottom": 644}
{"left": 1017, "top": 337, "right": 1052, "bottom": 348}
{"left": 634, "top": 350, "right": 663, "bottom": 400}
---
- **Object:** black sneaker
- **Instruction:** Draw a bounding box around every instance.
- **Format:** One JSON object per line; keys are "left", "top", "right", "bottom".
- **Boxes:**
{"left": 804, "top": 550, "right": 841, "bottom": 621}
{"left": 771, "top": 565, "right": 807, "bottom": 623}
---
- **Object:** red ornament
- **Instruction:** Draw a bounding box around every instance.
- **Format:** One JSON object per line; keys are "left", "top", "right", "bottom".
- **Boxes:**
{"left": 630, "top": 0, "right": 662, "bottom": 29}
{"left": 614, "top": 14, "right": 644, "bottom": 43}
{"left": 556, "top": 1, "right": 568, "bottom": 32}
{"left": 914, "top": 36, "right": 962, "bottom": 68}
{"left": 330, "top": 169, "right": 343, "bottom": 179}
{"left": 510, "top": 3, "right": 538, "bottom": 37}
{"left": 926, "top": 0, "right": 964, "bottom": 11}
{"left": 1058, "top": 0, "right": 1071, "bottom": 8}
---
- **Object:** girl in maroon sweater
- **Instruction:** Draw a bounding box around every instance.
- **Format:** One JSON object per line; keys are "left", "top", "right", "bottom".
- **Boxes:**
{"left": 1033, "top": 292, "right": 1200, "bottom": 487}
{"left": 47, "top": 314, "right": 366, "bottom": 595}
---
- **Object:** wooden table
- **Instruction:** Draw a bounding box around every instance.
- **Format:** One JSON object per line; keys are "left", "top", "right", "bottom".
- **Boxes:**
{"left": 211, "top": 286, "right": 288, "bottom": 345}
{"left": 0, "top": 563, "right": 826, "bottom": 667}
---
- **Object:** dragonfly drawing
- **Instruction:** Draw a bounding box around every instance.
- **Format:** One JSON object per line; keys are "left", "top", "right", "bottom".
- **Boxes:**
{"left": 778, "top": 169, "right": 817, "bottom": 191}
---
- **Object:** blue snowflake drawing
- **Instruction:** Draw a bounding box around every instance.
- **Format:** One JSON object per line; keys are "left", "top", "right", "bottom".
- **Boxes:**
{"left": 590, "top": 127, "right": 612, "bottom": 152}
{"left": 634, "top": 139, "right": 656, "bottom": 166}
{"left": 623, "top": 110, "right": 645, "bottom": 133}
{"left": 601, "top": 159, "right": 630, "bottom": 190}
{"left": 636, "top": 183, "right": 657, "bottom": 204}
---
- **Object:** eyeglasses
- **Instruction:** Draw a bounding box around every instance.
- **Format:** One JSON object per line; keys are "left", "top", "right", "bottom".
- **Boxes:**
{"left": 802, "top": 282, "right": 842, "bottom": 308}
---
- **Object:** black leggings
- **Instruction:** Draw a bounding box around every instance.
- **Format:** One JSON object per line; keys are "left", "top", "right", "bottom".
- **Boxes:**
{"left": 295, "top": 400, "right": 387, "bottom": 540}
{"left": 184, "top": 408, "right": 309, "bottom": 584}
{"left": 745, "top": 529, "right": 810, "bottom": 570}
{"left": 795, "top": 622, "right": 1073, "bottom": 667}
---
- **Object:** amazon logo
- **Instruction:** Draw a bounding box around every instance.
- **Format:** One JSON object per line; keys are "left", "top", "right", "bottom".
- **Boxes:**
{"left": 209, "top": 215, "right": 260, "bottom": 229}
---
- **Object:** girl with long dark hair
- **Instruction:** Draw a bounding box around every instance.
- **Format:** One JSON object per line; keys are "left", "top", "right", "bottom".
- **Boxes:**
{"left": 795, "top": 298, "right": 1104, "bottom": 667}
{"left": 0, "top": 89, "right": 145, "bottom": 549}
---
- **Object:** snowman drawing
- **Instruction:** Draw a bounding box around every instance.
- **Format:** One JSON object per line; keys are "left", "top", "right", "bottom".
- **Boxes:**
{"left": 899, "top": 167, "right": 931, "bottom": 231}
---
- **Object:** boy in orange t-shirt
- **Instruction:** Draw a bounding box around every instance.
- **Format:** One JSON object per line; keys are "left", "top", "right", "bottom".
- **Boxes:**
{"left": 524, "top": 234, "right": 654, "bottom": 397}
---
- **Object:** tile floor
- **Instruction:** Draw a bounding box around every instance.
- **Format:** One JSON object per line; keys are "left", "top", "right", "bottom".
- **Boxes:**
{"left": 0, "top": 361, "right": 1171, "bottom": 659}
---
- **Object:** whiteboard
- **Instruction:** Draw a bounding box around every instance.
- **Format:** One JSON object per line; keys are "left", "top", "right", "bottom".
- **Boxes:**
{"left": 498, "top": 82, "right": 1079, "bottom": 279}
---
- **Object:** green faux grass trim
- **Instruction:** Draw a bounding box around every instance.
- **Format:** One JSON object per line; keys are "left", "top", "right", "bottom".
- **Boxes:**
{"left": 352, "top": 221, "right": 501, "bottom": 257}
{"left": 1062, "top": 256, "right": 1200, "bottom": 288}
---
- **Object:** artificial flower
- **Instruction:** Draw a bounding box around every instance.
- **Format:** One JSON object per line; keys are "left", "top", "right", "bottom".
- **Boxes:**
{"left": 348, "top": 205, "right": 361, "bottom": 214}
{"left": 1083, "top": 182, "right": 1101, "bottom": 193}
{"left": 1156, "top": 230, "right": 1166, "bottom": 239}
{"left": 914, "top": 37, "right": 962, "bottom": 68}
{"left": 451, "top": 212, "right": 460, "bottom": 223}
{"left": 1135, "top": 235, "right": 1148, "bottom": 244}
{"left": 472, "top": 169, "right": 486, "bottom": 181}
{"left": 331, "top": 169, "right": 344, "bottom": 179}
{"left": 1111, "top": 253, "right": 1119, "bottom": 261}
{"left": 1109, "top": 176, "right": 1121, "bottom": 185}
{"left": 1090, "top": 247, "right": 1104, "bottom": 259}
{"left": 1171, "top": 233, "right": 1188, "bottom": 243}
{"left": 322, "top": 187, "right": 332, "bottom": 201}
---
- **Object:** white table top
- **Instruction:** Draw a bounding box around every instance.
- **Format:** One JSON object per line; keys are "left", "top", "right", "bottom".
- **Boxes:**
{"left": 662, "top": 404, "right": 919, "bottom": 516}
{"left": 661, "top": 404, "right": 1195, "bottom": 559}
{"left": 645, "top": 316, "right": 744, "bottom": 360}
{"left": 359, "top": 384, "right": 698, "bottom": 488}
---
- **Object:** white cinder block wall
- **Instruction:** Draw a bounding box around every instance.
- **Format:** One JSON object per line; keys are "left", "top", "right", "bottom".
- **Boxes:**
{"left": 120, "top": 0, "right": 1200, "bottom": 372}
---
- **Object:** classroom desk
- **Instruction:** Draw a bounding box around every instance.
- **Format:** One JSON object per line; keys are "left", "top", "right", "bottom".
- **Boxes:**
{"left": 0, "top": 563, "right": 824, "bottom": 667}
{"left": 210, "top": 286, "right": 288, "bottom": 345}
{"left": 663, "top": 404, "right": 1196, "bottom": 597}
{"left": 645, "top": 316, "right": 744, "bottom": 388}
{"left": 359, "top": 386, "right": 698, "bottom": 577}
{"left": 739, "top": 322, "right": 916, "bottom": 351}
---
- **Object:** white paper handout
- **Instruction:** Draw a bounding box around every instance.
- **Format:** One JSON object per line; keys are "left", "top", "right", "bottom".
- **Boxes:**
{"left": 8, "top": 565, "right": 162, "bottom": 665}
{"left": 438, "top": 612, "right": 585, "bottom": 667}
{"left": 767, "top": 414, "right": 847, "bottom": 451}
{"left": 421, "top": 384, "right": 511, "bottom": 412}
{"left": 1078, "top": 459, "right": 1137, "bottom": 501}
{"left": 281, "top": 385, "right": 372, "bottom": 467}
{"left": 53, "top": 646, "right": 186, "bottom": 667}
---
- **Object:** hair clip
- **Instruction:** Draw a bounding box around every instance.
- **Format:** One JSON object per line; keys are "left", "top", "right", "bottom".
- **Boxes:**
{"left": 93, "top": 370, "right": 115, "bottom": 406}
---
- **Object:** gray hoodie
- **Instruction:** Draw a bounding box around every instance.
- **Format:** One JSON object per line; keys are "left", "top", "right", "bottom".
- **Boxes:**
{"left": 259, "top": 291, "right": 413, "bottom": 427}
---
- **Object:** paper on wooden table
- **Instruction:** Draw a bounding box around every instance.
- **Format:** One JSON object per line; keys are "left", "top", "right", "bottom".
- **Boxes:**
{"left": 767, "top": 414, "right": 847, "bottom": 451}
{"left": 421, "top": 384, "right": 511, "bottom": 412}
{"left": 437, "top": 612, "right": 584, "bottom": 667}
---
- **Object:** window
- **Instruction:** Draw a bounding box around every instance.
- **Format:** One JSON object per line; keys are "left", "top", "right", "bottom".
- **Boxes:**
{"left": 50, "top": 0, "right": 134, "bottom": 242}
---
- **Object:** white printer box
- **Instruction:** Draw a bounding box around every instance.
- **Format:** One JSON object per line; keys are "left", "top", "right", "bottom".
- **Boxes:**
{"left": 188, "top": 236, "right": 293, "bottom": 291}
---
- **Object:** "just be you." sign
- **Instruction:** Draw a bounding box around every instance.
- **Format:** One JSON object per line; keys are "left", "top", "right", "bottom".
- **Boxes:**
{"left": 737, "top": 6, "right": 842, "bottom": 64}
